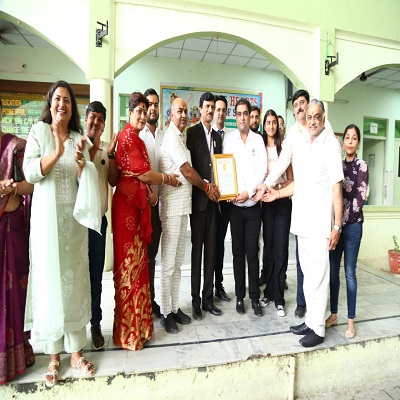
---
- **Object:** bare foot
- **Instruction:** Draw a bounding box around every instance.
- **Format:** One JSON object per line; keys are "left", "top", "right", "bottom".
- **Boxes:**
{"left": 346, "top": 319, "right": 356, "bottom": 339}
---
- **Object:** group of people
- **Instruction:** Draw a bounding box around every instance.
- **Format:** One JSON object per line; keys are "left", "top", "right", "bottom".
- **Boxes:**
{"left": 0, "top": 82, "right": 368, "bottom": 387}
{"left": 254, "top": 90, "right": 369, "bottom": 347}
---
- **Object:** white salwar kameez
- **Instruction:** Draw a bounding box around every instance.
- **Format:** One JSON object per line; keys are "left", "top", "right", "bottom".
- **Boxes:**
{"left": 23, "top": 121, "right": 101, "bottom": 354}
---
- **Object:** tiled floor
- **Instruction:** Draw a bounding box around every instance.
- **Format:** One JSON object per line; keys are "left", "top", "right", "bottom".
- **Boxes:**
{"left": 11, "top": 233, "right": 400, "bottom": 386}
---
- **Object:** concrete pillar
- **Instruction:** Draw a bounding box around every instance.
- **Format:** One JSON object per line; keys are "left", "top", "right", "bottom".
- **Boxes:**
{"left": 89, "top": 77, "right": 114, "bottom": 272}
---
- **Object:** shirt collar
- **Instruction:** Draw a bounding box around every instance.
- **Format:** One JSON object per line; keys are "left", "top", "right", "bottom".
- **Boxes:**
{"left": 201, "top": 120, "right": 212, "bottom": 135}
{"left": 142, "top": 124, "right": 159, "bottom": 136}
{"left": 169, "top": 120, "right": 184, "bottom": 137}
{"left": 212, "top": 122, "right": 225, "bottom": 132}
{"left": 307, "top": 128, "right": 327, "bottom": 144}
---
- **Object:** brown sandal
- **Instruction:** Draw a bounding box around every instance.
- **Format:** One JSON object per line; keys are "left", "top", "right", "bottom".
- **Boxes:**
{"left": 45, "top": 360, "right": 60, "bottom": 388}
{"left": 71, "top": 356, "right": 95, "bottom": 377}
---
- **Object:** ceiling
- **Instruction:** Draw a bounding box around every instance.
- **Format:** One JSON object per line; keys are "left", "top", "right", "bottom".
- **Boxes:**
{"left": 0, "top": 18, "right": 54, "bottom": 48}
{"left": 147, "top": 37, "right": 281, "bottom": 71}
{"left": 349, "top": 67, "right": 400, "bottom": 90}
{"left": 1, "top": 17, "right": 399, "bottom": 90}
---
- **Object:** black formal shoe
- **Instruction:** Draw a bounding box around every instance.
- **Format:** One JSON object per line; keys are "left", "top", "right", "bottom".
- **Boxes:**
{"left": 251, "top": 301, "right": 262, "bottom": 317}
{"left": 290, "top": 322, "right": 311, "bottom": 335}
{"left": 161, "top": 313, "right": 179, "bottom": 334}
{"left": 172, "top": 308, "right": 192, "bottom": 325}
{"left": 259, "top": 274, "right": 267, "bottom": 286}
{"left": 294, "top": 305, "right": 306, "bottom": 318}
{"left": 299, "top": 330, "right": 324, "bottom": 348}
{"left": 215, "top": 286, "right": 231, "bottom": 302}
{"left": 91, "top": 324, "right": 105, "bottom": 350}
{"left": 152, "top": 301, "right": 161, "bottom": 318}
{"left": 192, "top": 305, "right": 202, "bottom": 320}
{"left": 236, "top": 299, "right": 245, "bottom": 314}
{"left": 202, "top": 303, "right": 222, "bottom": 316}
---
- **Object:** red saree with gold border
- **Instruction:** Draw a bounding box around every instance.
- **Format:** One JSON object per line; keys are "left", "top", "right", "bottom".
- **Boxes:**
{"left": 112, "top": 124, "right": 153, "bottom": 350}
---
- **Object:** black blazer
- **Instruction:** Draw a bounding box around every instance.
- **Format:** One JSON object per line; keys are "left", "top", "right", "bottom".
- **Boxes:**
{"left": 186, "top": 122, "right": 222, "bottom": 212}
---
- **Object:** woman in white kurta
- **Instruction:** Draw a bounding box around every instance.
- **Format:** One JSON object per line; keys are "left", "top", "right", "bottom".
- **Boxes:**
{"left": 23, "top": 81, "right": 101, "bottom": 388}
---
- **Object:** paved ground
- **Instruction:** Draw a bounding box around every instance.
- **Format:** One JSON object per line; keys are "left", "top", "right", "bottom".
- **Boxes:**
{"left": 298, "top": 379, "right": 400, "bottom": 399}
{"left": 5, "top": 231, "right": 400, "bottom": 399}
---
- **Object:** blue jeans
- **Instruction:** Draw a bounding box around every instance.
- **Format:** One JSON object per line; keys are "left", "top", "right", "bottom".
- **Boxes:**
{"left": 89, "top": 215, "right": 108, "bottom": 325}
{"left": 329, "top": 222, "right": 363, "bottom": 319}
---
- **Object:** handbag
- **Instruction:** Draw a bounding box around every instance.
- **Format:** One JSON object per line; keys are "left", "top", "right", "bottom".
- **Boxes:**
{"left": 13, "top": 148, "right": 24, "bottom": 182}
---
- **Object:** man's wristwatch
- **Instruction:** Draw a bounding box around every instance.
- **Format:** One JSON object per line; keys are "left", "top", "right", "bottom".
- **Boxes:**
{"left": 108, "top": 152, "right": 116, "bottom": 159}
{"left": 278, "top": 183, "right": 282, "bottom": 190}
{"left": 333, "top": 225, "right": 342, "bottom": 234}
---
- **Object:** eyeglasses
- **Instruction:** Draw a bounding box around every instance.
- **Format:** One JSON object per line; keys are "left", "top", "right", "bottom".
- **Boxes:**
{"left": 133, "top": 107, "right": 147, "bottom": 117}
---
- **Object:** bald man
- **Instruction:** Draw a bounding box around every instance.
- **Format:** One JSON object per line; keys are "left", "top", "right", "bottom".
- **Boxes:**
{"left": 159, "top": 98, "right": 219, "bottom": 334}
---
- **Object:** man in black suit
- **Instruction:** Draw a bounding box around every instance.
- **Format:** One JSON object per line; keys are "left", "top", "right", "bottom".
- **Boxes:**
{"left": 187, "top": 92, "right": 222, "bottom": 320}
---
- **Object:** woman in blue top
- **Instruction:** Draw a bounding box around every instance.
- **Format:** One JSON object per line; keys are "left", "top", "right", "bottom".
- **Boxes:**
{"left": 325, "top": 124, "right": 369, "bottom": 339}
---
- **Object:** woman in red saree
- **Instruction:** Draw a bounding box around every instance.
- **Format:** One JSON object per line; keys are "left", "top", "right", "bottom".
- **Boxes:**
{"left": 112, "top": 92, "right": 181, "bottom": 350}
{"left": 0, "top": 98, "right": 34, "bottom": 384}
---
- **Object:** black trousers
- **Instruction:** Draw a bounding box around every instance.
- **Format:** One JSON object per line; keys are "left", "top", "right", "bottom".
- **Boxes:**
{"left": 228, "top": 203, "right": 261, "bottom": 301}
{"left": 214, "top": 201, "right": 230, "bottom": 290}
{"left": 190, "top": 200, "right": 218, "bottom": 308}
{"left": 262, "top": 198, "right": 292, "bottom": 307}
{"left": 89, "top": 215, "right": 108, "bottom": 325}
{"left": 148, "top": 203, "right": 162, "bottom": 303}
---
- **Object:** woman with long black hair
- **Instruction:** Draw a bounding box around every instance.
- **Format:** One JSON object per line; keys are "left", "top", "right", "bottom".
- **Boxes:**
{"left": 260, "top": 109, "right": 293, "bottom": 317}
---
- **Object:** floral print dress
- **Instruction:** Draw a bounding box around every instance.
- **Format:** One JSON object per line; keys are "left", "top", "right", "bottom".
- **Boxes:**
{"left": 342, "top": 157, "right": 369, "bottom": 226}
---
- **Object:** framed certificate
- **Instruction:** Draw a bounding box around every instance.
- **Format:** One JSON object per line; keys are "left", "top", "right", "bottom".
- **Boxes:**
{"left": 212, "top": 154, "right": 238, "bottom": 201}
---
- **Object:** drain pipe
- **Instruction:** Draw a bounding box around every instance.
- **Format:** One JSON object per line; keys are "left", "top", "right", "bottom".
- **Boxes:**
{"left": 288, "top": 355, "right": 296, "bottom": 400}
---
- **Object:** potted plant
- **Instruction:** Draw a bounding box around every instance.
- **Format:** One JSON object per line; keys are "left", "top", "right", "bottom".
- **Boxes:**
{"left": 388, "top": 235, "right": 400, "bottom": 274}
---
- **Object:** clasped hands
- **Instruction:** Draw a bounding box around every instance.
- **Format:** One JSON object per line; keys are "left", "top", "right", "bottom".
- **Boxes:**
{"left": 206, "top": 183, "right": 220, "bottom": 202}
{"left": 240, "top": 183, "right": 278, "bottom": 203}
{"left": 0, "top": 179, "right": 17, "bottom": 198}
{"left": 168, "top": 174, "right": 182, "bottom": 188}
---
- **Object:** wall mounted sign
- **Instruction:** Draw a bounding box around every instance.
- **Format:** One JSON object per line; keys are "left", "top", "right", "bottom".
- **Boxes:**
{"left": 160, "top": 84, "right": 262, "bottom": 131}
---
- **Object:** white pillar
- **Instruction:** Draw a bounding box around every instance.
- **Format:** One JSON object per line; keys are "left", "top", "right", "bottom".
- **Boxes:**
{"left": 89, "top": 77, "right": 114, "bottom": 272}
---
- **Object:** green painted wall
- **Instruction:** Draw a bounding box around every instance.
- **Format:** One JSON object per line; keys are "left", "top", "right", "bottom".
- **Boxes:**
{"left": 113, "top": 56, "right": 292, "bottom": 130}
{"left": 179, "top": 0, "right": 400, "bottom": 41}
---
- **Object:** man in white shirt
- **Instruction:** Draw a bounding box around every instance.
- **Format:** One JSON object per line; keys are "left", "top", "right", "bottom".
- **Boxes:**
{"left": 139, "top": 88, "right": 164, "bottom": 319}
{"left": 159, "top": 98, "right": 219, "bottom": 334}
{"left": 212, "top": 95, "right": 233, "bottom": 302}
{"left": 260, "top": 99, "right": 343, "bottom": 347}
{"left": 86, "top": 101, "right": 119, "bottom": 350}
{"left": 258, "top": 89, "right": 334, "bottom": 319}
{"left": 223, "top": 98, "right": 267, "bottom": 317}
